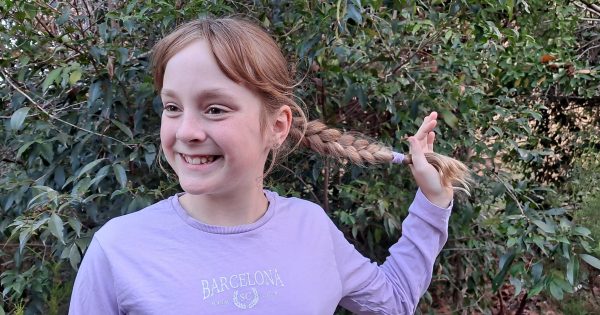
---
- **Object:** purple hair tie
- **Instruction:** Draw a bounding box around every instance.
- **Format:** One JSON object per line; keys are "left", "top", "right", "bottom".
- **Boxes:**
{"left": 392, "top": 151, "right": 412, "bottom": 165}
{"left": 392, "top": 152, "right": 405, "bottom": 164}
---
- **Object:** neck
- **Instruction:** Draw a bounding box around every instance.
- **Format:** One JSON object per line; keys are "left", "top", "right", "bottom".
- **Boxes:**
{"left": 179, "top": 186, "right": 269, "bottom": 227}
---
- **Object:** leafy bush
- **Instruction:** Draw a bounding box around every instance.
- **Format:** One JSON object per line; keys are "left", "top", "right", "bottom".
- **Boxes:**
{"left": 1, "top": 0, "right": 599, "bottom": 313}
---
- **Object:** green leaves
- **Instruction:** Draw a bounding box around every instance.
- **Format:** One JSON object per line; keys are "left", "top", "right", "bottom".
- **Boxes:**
{"left": 113, "top": 164, "right": 127, "bottom": 189}
{"left": 492, "top": 250, "right": 515, "bottom": 291}
{"left": 532, "top": 219, "right": 556, "bottom": 234}
{"left": 1, "top": 0, "right": 599, "bottom": 313}
{"left": 580, "top": 254, "right": 600, "bottom": 270}
{"left": 566, "top": 258, "right": 578, "bottom": 285}
{"left": 112, "top": 119, "right": 134, "bottom": 139}
{"left": 440, "top": 109, "right": 458, "bottom": 129}
{"left": 76, "top": 158, "right": 105, "bottom": 179}
{"left": 48, "top": 213, "right": 65, "bottom": 245}
{"left": 42, "top": 68, "right": 62, "bottom": 91}
{"left": 87, "top": 80, "right": 103, "bottom": 107}
{"left": 69, "top": 69, "right": 82, "bottom": 85}
{"left": 10, "top": 107, "right": 29, "bottom": 130}
{"left": 345, "top": 0, "right": 363, "bottom": 25}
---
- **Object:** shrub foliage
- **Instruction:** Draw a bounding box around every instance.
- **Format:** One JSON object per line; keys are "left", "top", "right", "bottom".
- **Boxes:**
{"left": 1, "top": 0, "right": 599, "bottom": 313}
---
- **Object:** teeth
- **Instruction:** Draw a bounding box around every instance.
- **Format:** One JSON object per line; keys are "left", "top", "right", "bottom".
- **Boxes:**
{"left": 182, "top": 154, "right": 216, "bottom": 165}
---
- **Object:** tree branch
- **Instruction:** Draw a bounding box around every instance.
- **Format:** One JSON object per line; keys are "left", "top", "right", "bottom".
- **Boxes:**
{"left": 0, "top": 70, "right": 135, "bottom": 147}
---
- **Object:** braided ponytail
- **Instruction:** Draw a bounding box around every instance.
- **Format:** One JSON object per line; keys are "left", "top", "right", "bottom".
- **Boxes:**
{"left": 286, "top": 117, "right": 472, "bottom": 195}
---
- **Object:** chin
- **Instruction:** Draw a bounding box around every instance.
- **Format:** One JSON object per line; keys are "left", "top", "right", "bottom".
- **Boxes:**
{"left": 177, "top": 178, "right": 212, "bottom": 195}
{"left": 180, "top": 185, "right": 213, "bottom": 196}
{"left": 178, "top": 179, "right": 231, "bottom": 197}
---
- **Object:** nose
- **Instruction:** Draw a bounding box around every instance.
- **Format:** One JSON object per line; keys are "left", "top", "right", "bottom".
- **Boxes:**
{"left": 176, "top": 112, "right": 207, "bottom": 143}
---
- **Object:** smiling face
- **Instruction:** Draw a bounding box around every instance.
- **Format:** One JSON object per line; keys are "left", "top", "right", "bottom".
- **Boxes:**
{"left": 160, "top": 40, "right": 271, "bottom": 197}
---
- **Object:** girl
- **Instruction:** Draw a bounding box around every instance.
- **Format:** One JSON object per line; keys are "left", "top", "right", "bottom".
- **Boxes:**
{"left": 69, "top": 17, "right": 470, "bottom": 315}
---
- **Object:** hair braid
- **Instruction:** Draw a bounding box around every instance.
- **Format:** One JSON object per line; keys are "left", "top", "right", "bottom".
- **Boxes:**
{"left": 288, "top": 118, "right": 472, "bottom": 194}
{"left": 298, "top": 120, "right": 394, "bottom": 166}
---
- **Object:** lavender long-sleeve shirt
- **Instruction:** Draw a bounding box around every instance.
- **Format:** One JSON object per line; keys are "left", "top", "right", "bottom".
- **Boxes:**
{"left": 69, "top": 188, "right": 451, "bottom": 314}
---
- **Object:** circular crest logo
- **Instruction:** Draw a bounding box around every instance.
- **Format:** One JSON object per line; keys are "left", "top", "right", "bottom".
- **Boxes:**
{"left": 233, "top": 288, "right": 259, "bottom": 309}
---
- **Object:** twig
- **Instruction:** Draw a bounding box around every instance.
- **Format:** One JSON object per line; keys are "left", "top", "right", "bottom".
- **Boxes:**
{"left": 497, "top": 289, "right": 505, "bottom": 315}
{"left": 453, "top": 252, "right": 465, "bottom": 310}
{"left": 68, "top": 0, "right": 86, "bottom": 37}
{"left": 404, "top": 71, "right": 427, "bottom": 93}
{"left": 577, "top": 43, "right": 600, "bottom": 60}
{"left": 277, "top": 163, "right": 322, "bottom": 205}
{"left": 34, "top": 16, "right": 86, "bottom": 58}
{"left": 449, "top": 233, "right": 494, "bottom": 241}
{"left": 515, "top": 292, "right": 528, "bottom": 315}
{"left": 82, "top": 0, "right": 95, "bottom": 25}
{"left": 494, "top": 173, "right": 528, "bottom": 219}
{"left": 443, "top": 247, "right": 485, "bottom": 251}
{"left": 580, "top": 0, "right": 600, "bottom": 16}
{"left": 574, "top": 2, "right": 600, "bottom": 17}
{"left": 2, "top": 158, "right": 25, "bottom": 166}
{"left": 387, "top": 18, "right": 451, "bottom": 78}
{"left": 0, "top": 70, "right": 134, "bottom": 147}
{"left": 450, "top": 293, "right": 487, "bottom": 313}
{"left": 33, "top": 13, "right": 99, "bottom": 72}
{"left": 1, "top": 242, "right": 49, "bottom": 249}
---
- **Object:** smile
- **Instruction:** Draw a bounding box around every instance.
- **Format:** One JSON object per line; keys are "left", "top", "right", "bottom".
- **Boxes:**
{"left": 180, "top": 154, "right": 222, "bottom": 165}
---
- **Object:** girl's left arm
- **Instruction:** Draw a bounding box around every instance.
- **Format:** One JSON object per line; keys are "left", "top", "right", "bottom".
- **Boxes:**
{"left": 331, "top": 189, "right": 451, "bottom": 314}
{"left": 334, "top": 112, "right": 455, "bottom": 314}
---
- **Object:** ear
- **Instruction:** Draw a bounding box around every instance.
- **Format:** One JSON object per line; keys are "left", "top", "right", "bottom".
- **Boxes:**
{"left": 270, "top": 105, "right": 292, "bottom": 146}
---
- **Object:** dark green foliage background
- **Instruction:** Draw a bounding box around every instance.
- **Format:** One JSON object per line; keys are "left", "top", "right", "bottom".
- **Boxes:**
{"left": 1, "top": 0, "right": 599, "bottom": 314}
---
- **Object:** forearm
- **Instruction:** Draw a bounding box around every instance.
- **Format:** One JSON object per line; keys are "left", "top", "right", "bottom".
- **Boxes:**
{"left": 380, "top": 188, "right": 451, "bottom": 310}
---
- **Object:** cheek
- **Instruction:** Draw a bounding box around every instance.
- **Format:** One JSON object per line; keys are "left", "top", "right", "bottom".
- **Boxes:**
{"left": 159, "top": 120, "right": 176, "bottom": 153}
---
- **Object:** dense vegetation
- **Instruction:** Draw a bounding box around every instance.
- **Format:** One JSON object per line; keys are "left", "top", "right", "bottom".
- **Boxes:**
{"left": 1, "top": 0, "right": 599, "bottom": 314}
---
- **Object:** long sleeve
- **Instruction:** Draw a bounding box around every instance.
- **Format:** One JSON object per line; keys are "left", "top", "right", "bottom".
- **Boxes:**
{"left": 69, "top": 237, "right": 121, "bottom": 315}
{"left": 333, "top": 188, "right": 452, "bottom": 314}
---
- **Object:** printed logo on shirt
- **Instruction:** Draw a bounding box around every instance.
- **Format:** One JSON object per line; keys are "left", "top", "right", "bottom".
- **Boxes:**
{"left": 201, "top": 268, "right": 284, "bottom": 309}
{"left": 233, "top": 287, "right": 259, "bottom": 309}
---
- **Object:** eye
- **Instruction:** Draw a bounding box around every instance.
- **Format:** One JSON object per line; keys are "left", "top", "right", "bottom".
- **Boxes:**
{"left": 163, "top": 103, "right": 180, "bottom": 112}
{"left": 206, "top": 106, "right": 228, "bottom": 115}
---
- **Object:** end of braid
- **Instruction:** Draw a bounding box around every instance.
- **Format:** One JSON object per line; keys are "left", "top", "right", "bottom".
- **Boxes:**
{"left": 423, "top": 152, "right": 473, "bottom": 196}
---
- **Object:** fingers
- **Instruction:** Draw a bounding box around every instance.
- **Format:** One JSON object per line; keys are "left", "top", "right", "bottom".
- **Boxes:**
{"left": 427, "top": 131, "right": 435, "bottom": 151}
{"left": 414, "top": 112, "right": 438, "bottom": 141}
{"left": 414, "top": 113, "right": 432, "bottom": 138}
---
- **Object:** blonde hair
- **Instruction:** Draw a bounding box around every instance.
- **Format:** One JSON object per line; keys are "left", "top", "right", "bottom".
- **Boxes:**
{"left": 151, "top": 17, "right": 472, "bottom": 193}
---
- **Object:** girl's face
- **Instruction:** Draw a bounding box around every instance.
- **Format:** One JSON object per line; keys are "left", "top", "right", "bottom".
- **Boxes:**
{"left": 159, "top": 40, "right": 271, "bottom": 197}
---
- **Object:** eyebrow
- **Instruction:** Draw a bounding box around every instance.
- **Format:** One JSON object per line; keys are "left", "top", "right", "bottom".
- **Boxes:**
{"left": 160, "top": 88, "right": 235, "bottom": 101}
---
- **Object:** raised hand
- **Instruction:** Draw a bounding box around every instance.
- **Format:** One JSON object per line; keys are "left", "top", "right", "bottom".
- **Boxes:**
{"left": 407, "top": 112, "right": 454, "bottom": 208}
